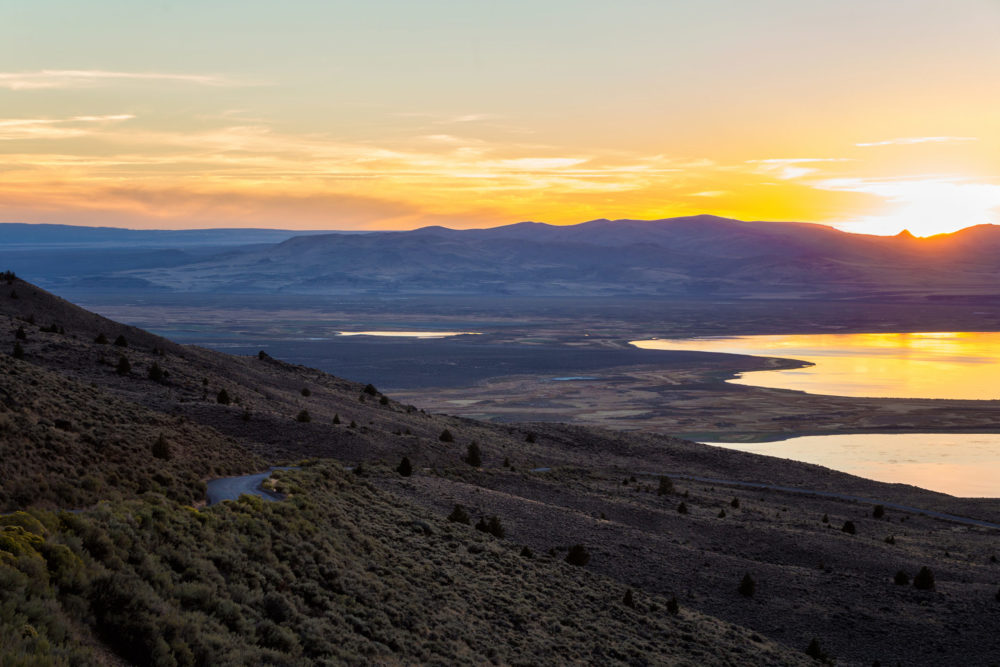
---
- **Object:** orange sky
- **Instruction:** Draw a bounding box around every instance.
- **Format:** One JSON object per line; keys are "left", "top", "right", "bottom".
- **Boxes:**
{"left": 2, "top": 1, "right": 999, "bottom": 236}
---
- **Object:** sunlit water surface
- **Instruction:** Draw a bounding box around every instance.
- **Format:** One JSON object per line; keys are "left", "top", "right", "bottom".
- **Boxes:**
{"left": 632, "top": 332, "right": 1000, "bottom": 400}
{"left": 336, "top": 331, "right": 479, "bottom": 338}
{"left": 702, "top": 433, "right": 1000, "bottom": 497}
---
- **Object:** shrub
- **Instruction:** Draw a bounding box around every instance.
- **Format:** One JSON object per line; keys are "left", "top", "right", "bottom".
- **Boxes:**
{"left": 379, "top": 395, "right": 389, "bottom": 405}
{"left": 148, "top": 362, "right": 164, "bottom": 382}
{"left": 296, "top": 410, "right": 311, "bottom": 423}
{"left": 115, "top": 356, "right": 131, "bottom": 375}
{"left": 718, "top": 509, "right": 726, "bottom": 518}
{"left": 738, "top": 573, "right": 756, "bottom": 597}
{"left": 257, "top": 350, "right": 270, "bottom": 360}
{"left": 525, "top": 432, "right": 536, "bottom": 443}
{"left": 465, "top": 441, "right": 482, "bottom": 467}
{"left": 894, "top": 570, "right": 909, "bottom": 586}
{"left": 841, "top": 520, "right": 856, "bottom": 535}
{"left": 447, "top": 504, "right": 470, "bottom": 524}
{"left": 151, "top": 434, "right": 172, "bottom": 461}
{"left": 503, "top": 457, "right": 510, "bottom": 468}
{"left": 349, "top": 420, "right": 357, "bottom": 428}
{"left": 397, "top": 457, "right": 412, "bottom": 477}
{"left": 885, "top": 535, "right": 896, "bottom": 545}
{"left": 821, "top": 513, "right": 829, "bottom": 523}
{"left": 657, "top": 476, "right": 673, "bottom": 496}
{"left": 873, "top": 504, "right": 885, "bottom": 519}
{"left": 565, "top": 544, "right": 590, "bottom": 567}
{"left": 995, "top": 587, "right": 1000, "bottom": 602}
{"left": 520, "top": 546, "right": 533, "bottom": 558}
{"left": 301, "top": 387, "right": 311, "bottom": 397}
{"left": 113, "top": 335, "right": 128, "bottom": 347}
{"left": 677, "top": 502, "right": 688, "bottom": 514}
{"left": 12, "top": 342, "right": 24, "bottom": 359}
{"left": 332, "top": 414, "right": 341, "bottom": 425}
{"left": 217, "top": 389, "right": 231, "bottom": 405}
{"left": 666, "top": 596, "right": 679, "bottom": 616}
{"left": 475, "top": 516, "right": 504, "bottom": 538}
{"left": 913, "top": 566, "right": 935, "bottom": 590}
{"left": 94, "top": 333, "right": 109, "bottom": 344}
{"left": 805, "top": 638, "right": 829, "bottom": 662}
{"left": 363, "top": 383, "right": 378, "bottom": 396}
{"left": 730, "top": 497, "right": 740, "bottom": 509}
{"left": 439, "top": 429, "right": 454, "bottom": 443}
{"left": 623, "top": 589, "right": 635, "bottom": 608}
{"left": 15, "top": 325, "right": 26, "bottom": 340}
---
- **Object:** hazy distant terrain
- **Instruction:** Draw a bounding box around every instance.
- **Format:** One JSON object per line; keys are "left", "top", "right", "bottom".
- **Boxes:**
{"left": 7, "top": 216, "right": 1000, "bottom": 299}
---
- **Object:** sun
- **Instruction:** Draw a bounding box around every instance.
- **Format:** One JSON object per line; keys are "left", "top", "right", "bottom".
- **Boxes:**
{"left": 833, "top": 178, "right": 1000, "bottom": 237}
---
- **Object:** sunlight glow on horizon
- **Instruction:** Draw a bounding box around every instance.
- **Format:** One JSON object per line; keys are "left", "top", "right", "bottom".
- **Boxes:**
{"left": 2, "top": 1, "right": 999, "bottom": 235}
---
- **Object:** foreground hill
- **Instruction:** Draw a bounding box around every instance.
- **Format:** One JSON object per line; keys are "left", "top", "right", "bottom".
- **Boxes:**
{"left": 4, "top": 276, "right": 1000, "bottom": 665}
{"left": 18, "top": 216, "right": 999, "bottom": 298}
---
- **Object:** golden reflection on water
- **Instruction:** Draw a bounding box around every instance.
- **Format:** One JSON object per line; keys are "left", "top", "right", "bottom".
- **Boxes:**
{"left": 705, "top": 433, "right": 1000, "bottom": 497}
{"left": 632, "top": 332, "right": 1000, "bottom": 400}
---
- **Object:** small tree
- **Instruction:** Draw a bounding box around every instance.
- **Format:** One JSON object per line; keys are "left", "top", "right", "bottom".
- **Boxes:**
{"left": 301, "top": 387, "right": 311, "bottom": 397}
{"left": 115, "top": 355, "right": 131, "bottom": 375}
{"left": 152, "top": 434, "right": 172, "bottom": 460}
{"left": 657, "top": 476, "right": 673, "bottom": 496}
{"left": 257, "top": 350, "right": 270, "bottom": 360}
{"left": 894, "top": 570, "right": 910, "bottom": 586}
{"left": 525, "top": 432, "right": 536, "bottom": 443}
{"left": 520, "top": 546, "right": 533, "bottom": 558}
{"left": 805, "top": 638, "right": 829, "bottom": 662}
{"left": 623, "top": 589, "right": 636, "bottom": 608}
{"left": 738, "top": 573, "right": 756, "bottom": 598}
{"left": 565, "top": 544, "right": 590, "bottom": 567}
{"left": 15, "top": 326, "right": 26, "bottom": 340}
{"left": 439, "top": 428, "right": 454, "bottom": 443}
{"left": 730, "top": 497, "right": 740, "bottom": 509}
{"left": 666, "top": 596, "right": 680, "bottom": 616}
{"left": 12, "top": 342, "right": 24, "bottom": 359}
{"left": 677, "top": 502, "right": 688, "bottom": 514}
{"left": 913, "top": 566, "right": 935, "bottom": 590}
{"left": 113, "top": 334, "right": 128, "bottom": 348}
{"left": 447, "top": 504, "right": 470, "bottom": 524}
{"left": 465, "top": 441, "right": 482, "bottom": 467}
{"left": 217, "top": 389, "right": 231, "bottom": 405}
{"left": 94, "top": 333, "right": 109, "bottom": 344}
{"left": 397, "top": 456, "right": 412, "bottom": 477}
{"left": 841, "top": 520, "right": 856, "bottom": 535}
{"left": 296, "top": 410, "right": 311, "bottom": 423}
{"left": 332, "top": 413, "right": 341, "bottom": 425}
{"left": 718, "top": 509, "right": 727, "bottom": 518}
{"left": 873, "top": 504, "right": 885, "bottom": 519}
{"left": 148, "top": 362, "right": 164, "bottom": 382}
{"left": 363, "top": 383, "right": 378, "bottom": 396}
{"left": 379, "top": 395, "right": 389, "bottom": 405}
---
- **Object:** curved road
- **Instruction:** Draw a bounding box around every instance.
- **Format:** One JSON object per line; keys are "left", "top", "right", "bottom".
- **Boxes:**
{"left": 206, "top": 467, "right": 295, "bottom": 505}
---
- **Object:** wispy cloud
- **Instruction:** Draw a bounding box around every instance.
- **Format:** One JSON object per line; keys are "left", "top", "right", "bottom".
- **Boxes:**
{"left": 855, "top": 136, "right": 978, "bottom": 147}
{"left": 0, "top": 70, "right": 236, "bottom": 90}
{"left": 747, "top": 158, "right": 850, "bottom": 180}
{"left": 0, "top": 114, "right": 134, "bottom": 140}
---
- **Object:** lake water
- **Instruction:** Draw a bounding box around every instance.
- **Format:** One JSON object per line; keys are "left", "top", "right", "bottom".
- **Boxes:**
{"left": 336, "top": 330, "right": 479, "bottom": 339}
{"left": 702, "top": 433, "right": 1000, "bottom": 497}
{"left": 632, "top": 332, "right": 1000, "bottom": 400}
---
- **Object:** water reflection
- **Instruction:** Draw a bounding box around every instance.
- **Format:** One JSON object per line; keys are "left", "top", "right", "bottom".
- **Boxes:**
{"left": 632, "top": 332, "right": 1000, "bottom": 400}
{"left": 703, "top": 433, "right": 1000, "bottom": 497}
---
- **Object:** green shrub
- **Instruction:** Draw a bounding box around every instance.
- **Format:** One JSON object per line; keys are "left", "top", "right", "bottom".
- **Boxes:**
{"left": 465, "top": 442, "right": 482, "bottom": 467}
{"left": 475, "top": 516, "right": 504, "bottom": 538}
{"left": 657, "top": 476, "right": 673, "bottom": 496}
{"left": 565, "top": 544, "right": 590, "bottom": 567}
{"left": 397, "top": 457, "right": 412, "bottom": 477}
{"left": 913, "top": 566, "right": 935, "bottom": 590}
{"left": 447, "top": 504, "right": 470, "bottom": 524}
{"left": 730, "top": 497, "right": 740, "bottom": 509}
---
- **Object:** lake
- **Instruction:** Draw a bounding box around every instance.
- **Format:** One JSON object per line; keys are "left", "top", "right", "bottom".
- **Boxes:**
{"left": 632, "top": 331, "right": 1000, "bottom": 400}
{"left": 703, "top": 433, "right": 1000, "bottom": 497}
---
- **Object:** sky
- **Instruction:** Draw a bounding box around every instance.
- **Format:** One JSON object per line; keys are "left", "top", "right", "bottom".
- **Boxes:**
{"left": 2, "top": 0, "right": 999, "bottom": 236}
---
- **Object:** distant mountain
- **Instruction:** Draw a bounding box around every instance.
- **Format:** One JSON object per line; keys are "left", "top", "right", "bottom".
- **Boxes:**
{"left": 117, "top": 215, "right": 1000, "bottom": 299}
{"left": 5, "top": 216, "right": 1000, "bottom": 298}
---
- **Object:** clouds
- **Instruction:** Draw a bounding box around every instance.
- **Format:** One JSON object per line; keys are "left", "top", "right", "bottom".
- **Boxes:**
{"left": 855, "top": 136, "right": 978, "bottom": 147}
{"left": 0, "top": 114, "right": 134, "bottom": 140}
{"left": 0, "top": 70, "right": 237, "bottom": 90}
